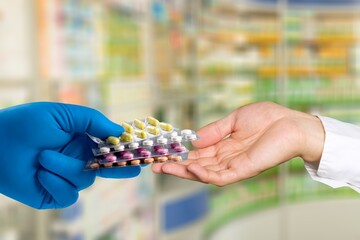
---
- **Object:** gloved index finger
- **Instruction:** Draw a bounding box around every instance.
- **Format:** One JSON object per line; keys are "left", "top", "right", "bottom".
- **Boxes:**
{"left": 53, "top": 103, "right": 124, "bottom": 139}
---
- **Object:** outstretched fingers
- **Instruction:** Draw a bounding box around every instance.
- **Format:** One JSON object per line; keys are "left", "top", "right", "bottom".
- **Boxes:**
{"left": 186, "top": 163, "right": 238, "bottom": 186}
{"left": 187, "top": 146, "right": 217, "bottom": 160}
{"left": 192, "top": 111, "right": 236, "bottom": 149}
{"left": 152, "top": 162, "right": 201, "bottom": 182}
{"left": 152, "top": 145, "right": 217, "bottom": 174}
{"left": 152, "top": 155, "right": 235, "bottom": 185}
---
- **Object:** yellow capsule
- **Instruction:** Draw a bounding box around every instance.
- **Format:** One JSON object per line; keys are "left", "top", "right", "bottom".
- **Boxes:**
{"left": 134, "top": 119, "right": 146, "bottom": 130}
{"left": 134, "top": 130, "right": 148, "bottom": 139}
{"left": 121, "top": 122, "right": 133, "bottom": 133}
{"left": 146, "top": 126, "right": 160, "bottom": 135}
{"left": 120, "top": 132, "right": 133, "bottom": 142}
{"left": 159, "top": 122, "right": 173, "bottom": 131}
{"left": 106, "top": 136, "right": 120, "bottom": 145}
{"left": 146, "top": 116, "right": 159, "bottom": 126}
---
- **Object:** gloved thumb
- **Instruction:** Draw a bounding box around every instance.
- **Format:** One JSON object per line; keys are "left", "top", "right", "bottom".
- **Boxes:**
{"left": 53, "top": 103, "right": 123, "bottom": 139}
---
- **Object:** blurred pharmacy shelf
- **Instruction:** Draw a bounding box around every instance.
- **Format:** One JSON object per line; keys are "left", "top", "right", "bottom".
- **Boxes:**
{"left": 0, "top": 1, "right": 210, "bottom": 240}
{"left": 177, "top": 1, "right": 360, "bottom": 239}
{"left": 2, "top": 0, "right": 360, "bottom": 240}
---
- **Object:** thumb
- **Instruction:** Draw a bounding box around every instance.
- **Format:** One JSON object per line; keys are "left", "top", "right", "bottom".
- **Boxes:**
{"left": 53, "top": 103, "right": 123, "bottom": 139}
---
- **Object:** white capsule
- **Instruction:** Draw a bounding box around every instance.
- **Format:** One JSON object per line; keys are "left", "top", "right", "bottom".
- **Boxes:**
{"left": 113, "top": 145, "right": 125, "bottom": 151}
{"left": 185, "top": 134, "right": 197, "bottom": 141}
{"left": 181, "top": 129, "right": 192, "bottom": 135}
{"left": 99, "top": 147, "right": 110, "bottom": 153}
{"left": 170, "top": 131, "right": 178, "bottom": 137}
{"left": 129, "top": 142, "right": 140, "bottom": 149}
{"left": 171, "top": 136, "right": 182, "bottom": 143}
{"left": 143, "top": 139, "right": 154, "bottom": 147}
{"left": 157, "top": 137, "right": 168, "bottom": 144}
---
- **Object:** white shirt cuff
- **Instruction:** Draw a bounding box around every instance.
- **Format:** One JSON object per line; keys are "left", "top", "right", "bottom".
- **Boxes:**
{"left": 304, "top": 116, "right": 360, "bottom": 193}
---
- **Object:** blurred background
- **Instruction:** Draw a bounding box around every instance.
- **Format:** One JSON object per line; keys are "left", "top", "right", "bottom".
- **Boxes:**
{"left": 2, "top": 0, "right": 360, "bottom": 239}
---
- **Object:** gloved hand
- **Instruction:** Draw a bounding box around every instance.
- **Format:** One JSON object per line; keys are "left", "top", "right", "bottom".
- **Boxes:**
{"left": 0, "top": 102, "right": 141, "bottom": 209}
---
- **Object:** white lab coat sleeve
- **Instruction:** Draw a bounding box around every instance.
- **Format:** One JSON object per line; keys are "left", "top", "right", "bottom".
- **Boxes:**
{"left": 304, "top": 116, "right": 360, "bottom": 193}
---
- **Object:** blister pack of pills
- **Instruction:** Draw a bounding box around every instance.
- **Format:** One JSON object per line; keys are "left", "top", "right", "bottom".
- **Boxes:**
{"left": 84, "top": 117, "right": 199, "bottom": 170}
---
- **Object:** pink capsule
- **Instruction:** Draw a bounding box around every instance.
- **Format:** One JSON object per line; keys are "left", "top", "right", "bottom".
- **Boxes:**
{"left": 122, "top": 151, "right": 134, "bottom": 160}
{"left": 174, "top": 145, "right": 186, "bottom": 152}
{"left": 157, "top": 148, "right": 169, "bottom": 155}
{"left": 105, "top": 154, "right": 117, "bottom": 162}
{"left": 136, "top": 148, "right": 147, "bottom": 154}
{"left": 153, "top": 145, "right": 162, "bottom": 151}
{"left": 121, "top": 150, "right": 131, "bottom": 156}
{"left": 140, "top": 150, "right": 151, "bottom": 157}
{"left": 170, "top": 142, "right": 181, "bottom": 149}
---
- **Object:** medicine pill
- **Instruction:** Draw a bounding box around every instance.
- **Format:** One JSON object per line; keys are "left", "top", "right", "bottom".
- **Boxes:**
{"left": 134, "top": 119, "right": 146, "bottom": 130}
{"left": 146, "top": 126, "right": 160, "bottom": 135}
{"left": 131, "top": 159, "right": 141, "bottom": 165}
{"left": 113, "top": 145, "right": 125, "bottom": 151}
{"left": 159, "top": 122, "right": 173, "bottom": 131}
{"left": 174, "top": 145, "right": 186, "bottom": 152}
{"left": 171, "top": 136, "right": 182, "bottom": 143}
{"left": 137, "top": 148, "right": 151, "bottom": 157}
{"left": 153, "top": 145, "right": 162, "bottom": 151}
{"left": 105, "top": 153, "right": 117, "bottom": 162}
{"left": 146, "top": 116, "right": 159, "bottom": 126}
{"left": 156, "top": 148, "right": 168, "bottom": 155}
{"left": 106, "top": 136, "right": 120, "bottom": 146}
{"left": 181, "top": 129, "right": 192, "bottom": 135}
{"left": 120, "top": 132, "right": 133, "bottom": 142}
{"left": 185, "top": 134, "right": 197, "bottom": 141}
{"left": 168, "top": 155, "right": 182, "bottom": 161}
{"left": 122, "top": 151, "right": 134, "bottom": 160}
{"left": 121, "top": 122, "right": 133, "bottom": 133}
{"left": 136, "top": 147, "right": 146, "bottom": 153}
{"left": 170, "top": 142, "right": 181, "bottom": 149}
{"left": 157, "top": 156, "right": 168, "bottom": 162}
{"left": 170, "top": 131, "right": 178, "bottom": 137}
{"left": 157, "top": 137, "right": 168, "bottom": 144}
{"left": 129, "top": 142, "right": 139, "bottom": 149}
{"left": 90, "top": 162, "right": 100, "bottom": 169}
{"left": 117, "top": 161, "right": 126, "bottom": 166}
{"left": 140, "top": 150, "right": 151, "bottom": 157}
{"left": 143, "top": 139, "right": 154, "bottom": 147}
{"left": 100, "top": 147, "right": 110, "bottom": 154}
{"left": 103, "top": 162, "right": 113, "bottom": 168}
{"left": 134, "top": 130, "right": 148, "bottom": 139}
{"left": 144, "top": 158, "right": 154, "bottom": 164}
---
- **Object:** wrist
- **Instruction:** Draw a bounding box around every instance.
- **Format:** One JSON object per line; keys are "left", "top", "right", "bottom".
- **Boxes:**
{"left": 293, "top": 112, "right": 325, "bottom": 163}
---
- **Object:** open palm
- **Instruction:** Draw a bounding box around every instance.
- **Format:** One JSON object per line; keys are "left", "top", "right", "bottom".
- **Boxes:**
{"left": 152, "top": 102, "right": 324, "bottom": 186}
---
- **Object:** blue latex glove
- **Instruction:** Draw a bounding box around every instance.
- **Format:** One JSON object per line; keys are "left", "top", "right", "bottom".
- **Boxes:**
{"left": 0, "top": 102, "right": 141, "bottom": 209}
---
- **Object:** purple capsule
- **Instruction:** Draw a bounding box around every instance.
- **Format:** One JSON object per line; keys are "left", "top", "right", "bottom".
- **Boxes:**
{"left": 140, "top": 150, "right": 151, "bottom": 157}
{"left": 122, "top": 151, "right": 134, "bottom": 160}
{"left": 157, "top": 148, "right": 169, "bottom": 155}
{"left": 174, "top": 145, "right": 186, "bottom": 152}
{"left": 136, "top": 148, "right": 147, "bottom": 154}
{"left": 153, "top": 145, "right": 163, "bottom": 151}
{"left": 105, "top": 154, "right": 117, "bottom": 162}
{"left": 170, "top": 142, "right": 181, "bottom": 149}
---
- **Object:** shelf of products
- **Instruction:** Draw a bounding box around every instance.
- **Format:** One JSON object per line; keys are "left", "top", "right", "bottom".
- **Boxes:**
{"left": 0, "top": 1, "right": 157, "bottom": 240}
{"left": 188, "top": 1, "right": 360, "bottom": 239}
{"left": 3, "top": 0, "right": 360, "bottom": 239}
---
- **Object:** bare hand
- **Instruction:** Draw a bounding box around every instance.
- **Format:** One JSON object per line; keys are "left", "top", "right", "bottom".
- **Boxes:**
{"left": 152, "top": 102, "right": 324, "bottom": 186}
